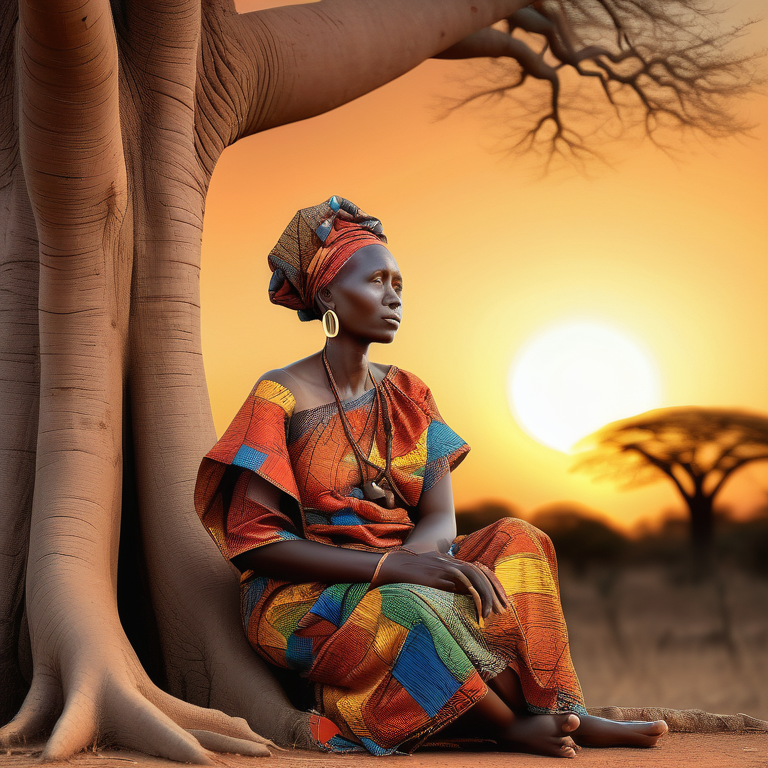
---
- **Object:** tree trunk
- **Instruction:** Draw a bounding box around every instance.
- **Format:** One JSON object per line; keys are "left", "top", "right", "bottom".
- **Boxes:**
{"left": 0, "top": 0, "right": 531, "bottom": 760}
{"left": 688, "top": 491, "right": 714, "bottom": 574}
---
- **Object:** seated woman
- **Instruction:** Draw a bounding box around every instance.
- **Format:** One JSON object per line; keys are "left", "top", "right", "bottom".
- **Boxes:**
{"left": 194, "top": 196, "right": 668, "bottom": 758}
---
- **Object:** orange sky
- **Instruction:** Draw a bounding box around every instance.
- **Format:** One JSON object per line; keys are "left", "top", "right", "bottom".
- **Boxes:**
{"left": 201, "top": 0, "right": 768, "bottom": 531}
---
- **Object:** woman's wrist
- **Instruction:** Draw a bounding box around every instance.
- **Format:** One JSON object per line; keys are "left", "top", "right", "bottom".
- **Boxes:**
{"left": 369, "top": 551, "right": 392, "bottom": 589}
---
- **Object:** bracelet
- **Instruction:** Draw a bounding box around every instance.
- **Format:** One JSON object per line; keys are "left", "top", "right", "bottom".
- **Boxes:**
{"left": 369, "top": 550, "right": 392, "bottom": 589}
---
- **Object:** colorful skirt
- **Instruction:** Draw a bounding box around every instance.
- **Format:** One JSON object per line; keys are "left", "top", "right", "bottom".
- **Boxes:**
{"left": 240, "top": 517, "right": 587, "bottom": 755}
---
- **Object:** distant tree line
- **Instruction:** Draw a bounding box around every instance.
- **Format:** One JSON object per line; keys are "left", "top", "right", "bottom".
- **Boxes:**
{"left": 455, "top": 500, "right": 768, "bottom": 578}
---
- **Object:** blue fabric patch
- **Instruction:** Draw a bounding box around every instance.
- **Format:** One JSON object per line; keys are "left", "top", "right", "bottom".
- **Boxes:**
{"left": 392, "top": 623, "right": 461, "bottom": 717}
{"left": 325, "top": 735, "right": 366, "bottom": 753}
{"left": 309, "top": 587, "right": 344, "bottom": 627}
{"left": 232, "top": 444, "right": 268, "bottom": 473}
{"left": 426, "top": 420, "right": 466, "bottom": 465}
{"left": 348, "top": 487, "right": 365, "bottom": 499}
{"left": 360, "top": 737, "right": 392, "bottom": 756}
{"left": 278, "top": 531, "right": 302, "bottom": 541}
{"left": 330, "top": 509, "right": 368, "bottom": 526}
{"left": 286, "top": 634, "right": 314, "bottom": 672}
{"left": 423, "top": 421, "right": 466, "bottom": 492}
{"left": 315, "top": 219, "right": 332, "bottom": 242}
{"left": 242, "top": 576, "right": 268, "bottom": 629}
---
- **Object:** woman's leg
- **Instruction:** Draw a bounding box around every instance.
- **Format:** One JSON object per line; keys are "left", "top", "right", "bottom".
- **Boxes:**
{"left": 489, "top": 663, "right": 668, "bottom": 747}
{"left": 440, "top": 683, "right": 580, "bottom": 758}
{"left": 451, "top": 520, "right": 668, "bottom": 748}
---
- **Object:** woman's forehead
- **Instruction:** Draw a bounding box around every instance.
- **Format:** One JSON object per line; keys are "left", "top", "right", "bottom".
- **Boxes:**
{"left": 343, "top": 244, "right": 401, "bottom": 276}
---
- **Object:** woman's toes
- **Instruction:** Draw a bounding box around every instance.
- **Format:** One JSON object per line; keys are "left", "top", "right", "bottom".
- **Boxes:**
{"left": 553, "top": 735, "right": 579, "bottom": 758}
{"left": 646, "top": 720, "right": 668, "bottom": 744}
{"left": 562, "top": 713, "right": 580, "bottom": 733}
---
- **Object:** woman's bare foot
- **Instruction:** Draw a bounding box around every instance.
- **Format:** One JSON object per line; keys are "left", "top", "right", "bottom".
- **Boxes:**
{"left": 499, "top": 713, "right": 581, "bottom": 758}
{"left": 573, "top": 714, "right": 668, "bottom": 747}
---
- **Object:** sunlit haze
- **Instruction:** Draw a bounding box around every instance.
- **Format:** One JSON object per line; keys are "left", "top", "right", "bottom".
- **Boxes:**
{"left": 201, "top": 0, "right": 768, "bottom": 531}
{"left": 509, "top": 322, "right": 662, "bottom": 453}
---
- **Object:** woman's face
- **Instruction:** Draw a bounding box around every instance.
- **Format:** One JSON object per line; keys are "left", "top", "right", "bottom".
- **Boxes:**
{"left": 316, "top": 243, "right": 403, "bottom": 343}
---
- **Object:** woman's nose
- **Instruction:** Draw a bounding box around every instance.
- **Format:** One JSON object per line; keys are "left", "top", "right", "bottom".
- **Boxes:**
{"left": 385, "top": 287, "right": 401, "bottom": 308}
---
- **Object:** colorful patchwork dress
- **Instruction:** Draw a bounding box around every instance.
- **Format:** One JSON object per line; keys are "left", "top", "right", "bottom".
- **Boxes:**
{"left": 194, "top": 365, "right": 587, "bottom": 755}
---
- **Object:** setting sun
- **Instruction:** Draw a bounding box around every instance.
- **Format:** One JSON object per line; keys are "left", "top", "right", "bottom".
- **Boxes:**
{"left": 508, "top": 322, "right": 663, "bottom": 453}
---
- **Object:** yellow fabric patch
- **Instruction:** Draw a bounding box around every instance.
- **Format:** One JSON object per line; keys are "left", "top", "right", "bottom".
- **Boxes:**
{"left": 367, "top": 426, "right": 428, "bottom": 476}
{"left": 254, "top": 380, "right": 296, "bottom": 416}
{"left": 496, "top": 555, "right": 557, "bottom": 596}
{"left": 366, "top": 435, "right": 387, "bottom": 470}
{"left": 336, "top": 688, "right": 376, "bottom": 741}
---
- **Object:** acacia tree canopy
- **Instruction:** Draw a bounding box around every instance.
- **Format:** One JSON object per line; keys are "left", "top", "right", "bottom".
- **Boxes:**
{"left": 0, "top": 0, "right": 760, "bottom": 762}
{"left": 572, "top": 407, "right": 768, "bottom": 554}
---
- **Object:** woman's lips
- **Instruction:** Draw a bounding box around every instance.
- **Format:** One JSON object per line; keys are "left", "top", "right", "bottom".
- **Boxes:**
{"left": 383, "top": 317, "right": 400, "bottom": 326}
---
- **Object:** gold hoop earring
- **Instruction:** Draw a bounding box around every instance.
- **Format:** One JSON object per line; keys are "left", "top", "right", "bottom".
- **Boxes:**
{"left": 322, "top": 309, "right": 339, "bottom": 338}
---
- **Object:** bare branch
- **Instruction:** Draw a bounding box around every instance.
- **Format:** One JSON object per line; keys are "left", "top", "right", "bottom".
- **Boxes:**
{"left": 435, "top": 0, "right": 764, "bottom": 170}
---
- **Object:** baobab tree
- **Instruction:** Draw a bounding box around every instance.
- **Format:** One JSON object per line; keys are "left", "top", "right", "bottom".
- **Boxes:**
{"left": 572, "top": 407, "right": 768, "bottom": 567}
{"left": 0, "top": 0, "right": 759, "bottom": 762}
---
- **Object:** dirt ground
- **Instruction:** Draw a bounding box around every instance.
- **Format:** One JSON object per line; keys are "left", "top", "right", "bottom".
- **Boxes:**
{"left": 4, "top": 565, "right": 766, "bottom": 768}
{"left": 560, "top": 565, "right": 768, "bottom": 720}
{"left": 3, "top": 733, "right": 768, "bottom": 768}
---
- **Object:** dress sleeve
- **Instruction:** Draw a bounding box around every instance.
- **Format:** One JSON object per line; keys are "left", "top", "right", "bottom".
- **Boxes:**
{"left": 419, "top": 384, "right": 471, "bottom": 494}
{"left": 194, "top": 378, "right": 304, "bottom": 561}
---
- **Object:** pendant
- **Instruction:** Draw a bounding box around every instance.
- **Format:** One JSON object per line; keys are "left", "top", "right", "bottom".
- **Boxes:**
{"left": 360, "top": 480, "right": 396, "bottom": 509}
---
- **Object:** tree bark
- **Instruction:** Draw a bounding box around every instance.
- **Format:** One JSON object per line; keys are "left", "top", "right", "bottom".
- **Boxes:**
{"left": 0, "top": 160, "right": 38, "bottom": 726}
{"left": 0, "top": 0, "right": 533, "bottom": 759}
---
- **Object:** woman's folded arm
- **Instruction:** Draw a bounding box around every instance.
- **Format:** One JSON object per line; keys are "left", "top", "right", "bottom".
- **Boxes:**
{"left": 232, "top": 468, "right": 382, "bottom": 581}
{"left": 232, "top": 538, "right": 383, "bottom": 582}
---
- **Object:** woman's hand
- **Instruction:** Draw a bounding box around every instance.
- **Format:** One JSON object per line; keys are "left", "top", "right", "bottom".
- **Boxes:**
{"left": 372, "top": 550, "right": 511, "bottom": 621}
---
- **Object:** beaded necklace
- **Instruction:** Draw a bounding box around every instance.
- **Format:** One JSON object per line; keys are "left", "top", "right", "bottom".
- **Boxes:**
{"left": 321, "top": 344, "right": 405, "bottom": 509}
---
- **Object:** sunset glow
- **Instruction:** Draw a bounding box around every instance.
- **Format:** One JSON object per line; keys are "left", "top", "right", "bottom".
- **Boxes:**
{"left": 201, "top": 0, "right": 768, "bottom": 530}
{"left": 508, "top": 322, "right": 662, "bottom": 453}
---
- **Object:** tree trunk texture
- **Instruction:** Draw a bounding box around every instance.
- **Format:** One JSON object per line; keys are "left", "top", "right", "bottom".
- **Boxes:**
{"left": 0, "top": 0, "right": 532, "bottom": 760}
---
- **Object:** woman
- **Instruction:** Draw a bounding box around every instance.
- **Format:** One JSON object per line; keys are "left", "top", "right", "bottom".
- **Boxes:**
{"left": 194, "top": 196, "right": 668, "bottom": 758}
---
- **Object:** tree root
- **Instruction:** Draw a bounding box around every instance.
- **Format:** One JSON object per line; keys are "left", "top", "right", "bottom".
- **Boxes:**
{"left": 588, "top": 706, "right": 768, "bottom": 733}
{"left": 0, "top": 658, "right": 274, "bottom": 762}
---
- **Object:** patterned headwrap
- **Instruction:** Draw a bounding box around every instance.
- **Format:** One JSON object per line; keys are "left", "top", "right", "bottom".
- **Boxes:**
{"left": 268, "top": 196, "right": 387, "bottom": 322}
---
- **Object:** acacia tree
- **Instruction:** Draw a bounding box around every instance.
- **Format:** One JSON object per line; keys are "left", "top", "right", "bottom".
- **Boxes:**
{"left": 572, "top": 407, "right": 768, "bottom": 565}
{"left": 0, "top": 0, "right": 758, "bottom": 762}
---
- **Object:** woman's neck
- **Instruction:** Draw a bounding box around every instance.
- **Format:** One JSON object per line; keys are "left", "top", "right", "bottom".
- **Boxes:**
{"left": 322, "top": 338, "right": 373, "bottom": 398}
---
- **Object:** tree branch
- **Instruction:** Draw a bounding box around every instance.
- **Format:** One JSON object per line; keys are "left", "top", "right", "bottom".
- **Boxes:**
{"left": 708, "top": 455, "right": 768, "bottom": 500}
{"left": 205, "top": 0, "right": 529, "bottom": 143}
{"left": 626, "top": 446, "right": 691, "bottom": 501}
{"left": 436, "top": 0, "right": 762, "bottom": 169}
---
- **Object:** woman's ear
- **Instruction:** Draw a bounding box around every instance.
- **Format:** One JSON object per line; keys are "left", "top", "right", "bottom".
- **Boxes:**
{"left": 316, "top": 288, "right": 335, "bottom": 314}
